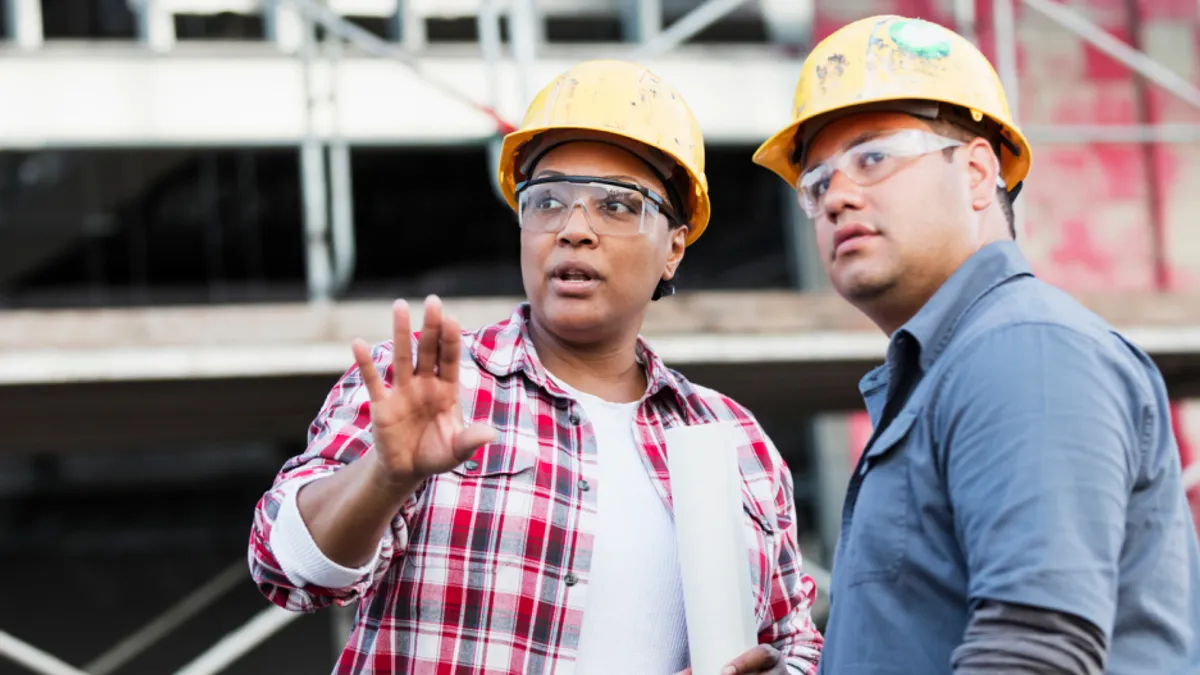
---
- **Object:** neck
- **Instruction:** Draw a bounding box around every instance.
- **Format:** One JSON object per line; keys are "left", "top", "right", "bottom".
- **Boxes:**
{"left": 527, "top": 316, "right": 648, "bottom": 403}
{"left": 857, "top": 266, "right": 956, "bottom": 337}
{"left": 860, "top": 297, "right": 922, "bottom": 337}
{"left": 862, "top": 234, "right": 1005, "bottom": 335}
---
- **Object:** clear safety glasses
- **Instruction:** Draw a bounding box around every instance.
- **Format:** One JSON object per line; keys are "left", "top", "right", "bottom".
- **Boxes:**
{"left": 515, "top": 176, "right": 677, "bottom": 237}
{"left": 797, "top": 129, "right": 965, "bottom": 218}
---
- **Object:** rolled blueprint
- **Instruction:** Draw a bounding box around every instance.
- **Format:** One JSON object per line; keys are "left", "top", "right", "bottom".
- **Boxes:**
{"left": 666, "top": 421, "right": 758, "bottom": 675}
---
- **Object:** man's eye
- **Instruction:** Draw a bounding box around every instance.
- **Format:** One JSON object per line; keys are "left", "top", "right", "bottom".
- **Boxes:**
{"left": 814, "top": 177, "right": 831, "bottom": 197}
{"left": 858, "top": 151, "right": 887, "bottom": 168}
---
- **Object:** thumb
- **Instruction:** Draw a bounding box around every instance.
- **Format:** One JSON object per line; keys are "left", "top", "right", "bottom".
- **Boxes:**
{"left": 451, "top": 424, "right": 497, "bottom": 461}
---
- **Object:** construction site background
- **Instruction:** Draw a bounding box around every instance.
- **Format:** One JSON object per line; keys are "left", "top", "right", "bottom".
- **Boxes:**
{"left": 0, "top": 1, "right": 1198, "bottom": 674}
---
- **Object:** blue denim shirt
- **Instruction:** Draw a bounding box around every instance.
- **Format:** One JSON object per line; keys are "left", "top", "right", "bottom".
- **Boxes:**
{"left": 817, "top": 241, "right": 1200, "bottom": 675}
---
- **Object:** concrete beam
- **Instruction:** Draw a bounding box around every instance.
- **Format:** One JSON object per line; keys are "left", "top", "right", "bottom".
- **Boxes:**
{"left": 2, "top": 291, "right": 1200, "bottom": 383}
{"left": 2, "top": 291, "right": 1200, "bottom": 452}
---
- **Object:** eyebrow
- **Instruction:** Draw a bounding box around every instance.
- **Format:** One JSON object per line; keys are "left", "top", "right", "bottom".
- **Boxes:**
{"left": 805, "top": 129, "right": 891, "bottom": 171}
{"left": 843, "top": 130, "right": 890, "bottom": 151}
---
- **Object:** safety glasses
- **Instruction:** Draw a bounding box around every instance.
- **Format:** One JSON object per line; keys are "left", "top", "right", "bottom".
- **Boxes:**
{"left": 797, "top": 129, "right": 965, "bottom": 218}
{"left": 515, "top": 176, "right": 677, "bottom": 237}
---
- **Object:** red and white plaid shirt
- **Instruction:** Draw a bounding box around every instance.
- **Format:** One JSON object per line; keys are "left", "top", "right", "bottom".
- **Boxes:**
{"left": 248, "top": 303, "right": 823, "bottom": 674}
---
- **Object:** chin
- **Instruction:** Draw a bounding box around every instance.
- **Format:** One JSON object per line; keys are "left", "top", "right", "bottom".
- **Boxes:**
{"left": 536, "top": 295, "right": 611, "bottom": 337}
{"left": 834, "top": 272, "right": 895, "bottom": 304}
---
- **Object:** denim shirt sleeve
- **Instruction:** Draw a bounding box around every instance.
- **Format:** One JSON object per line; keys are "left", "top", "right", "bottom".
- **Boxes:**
{"left": 936, "top": 321, "right": 1141, "bottom": 638}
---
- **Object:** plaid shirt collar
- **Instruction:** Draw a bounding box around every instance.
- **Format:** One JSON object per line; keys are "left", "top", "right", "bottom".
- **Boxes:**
{"left": 468, "top": 302, "right": 690, "bottom": 409}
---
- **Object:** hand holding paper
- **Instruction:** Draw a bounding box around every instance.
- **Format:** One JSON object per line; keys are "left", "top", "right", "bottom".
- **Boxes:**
{"left": 673, "top": 644, "right": 787, "bottom": 675}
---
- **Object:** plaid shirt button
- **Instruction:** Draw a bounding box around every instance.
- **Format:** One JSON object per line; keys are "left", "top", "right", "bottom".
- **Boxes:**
{"left": 564, "top": 573, "right": 579, "bottom": 586}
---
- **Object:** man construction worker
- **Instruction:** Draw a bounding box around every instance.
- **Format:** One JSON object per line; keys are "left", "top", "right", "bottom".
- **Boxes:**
{"left": 248, "top": 59, "right": 824, "bottom": 675}
{"left": 753, "top": 15, "right": 1200, "bottom": 675}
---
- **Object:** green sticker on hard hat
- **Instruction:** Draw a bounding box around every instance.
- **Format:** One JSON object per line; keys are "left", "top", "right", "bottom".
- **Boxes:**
{"left": 889, "top": 19, "right": 951, "bottom": 59}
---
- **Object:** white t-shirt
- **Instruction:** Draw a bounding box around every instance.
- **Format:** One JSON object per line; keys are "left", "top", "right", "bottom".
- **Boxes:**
{"left": 553, "top": 377, "right": 688, "bottom": 675}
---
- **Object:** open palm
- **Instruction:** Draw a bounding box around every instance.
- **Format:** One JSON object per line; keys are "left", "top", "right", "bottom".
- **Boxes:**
{"left": 352, "top": 296, "right": 496, "bottom": 483}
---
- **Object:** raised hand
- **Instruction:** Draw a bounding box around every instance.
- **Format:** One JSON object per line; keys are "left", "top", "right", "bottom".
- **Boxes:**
{"left": 351, "top": 295, "right": 497, "bottom": 488}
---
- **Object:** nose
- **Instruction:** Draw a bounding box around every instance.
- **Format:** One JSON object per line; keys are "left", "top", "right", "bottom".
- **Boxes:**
{"left": 820, "top": 170, "right": 867, "bottom": 223}
{"left": 557, "top": 201, "right": 598, "bottom": 247}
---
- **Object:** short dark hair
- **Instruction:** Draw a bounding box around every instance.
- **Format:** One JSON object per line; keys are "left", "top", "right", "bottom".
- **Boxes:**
{"left": 926, "top": 118, "right": 1016, "bottom": 238}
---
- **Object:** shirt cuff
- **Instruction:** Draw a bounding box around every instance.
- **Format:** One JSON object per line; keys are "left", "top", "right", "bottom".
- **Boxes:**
{"left": 268, "top": 473, "right": 384, "bottom": 589}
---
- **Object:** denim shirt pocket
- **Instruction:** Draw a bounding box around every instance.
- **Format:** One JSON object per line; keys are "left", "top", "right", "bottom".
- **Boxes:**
{"left": 841, "top": 409, "right": 919, "bottom": 588}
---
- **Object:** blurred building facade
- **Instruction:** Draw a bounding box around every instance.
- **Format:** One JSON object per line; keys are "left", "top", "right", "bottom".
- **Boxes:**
{"left": 0, "top": 1, "right": 1198, "bottom": 673}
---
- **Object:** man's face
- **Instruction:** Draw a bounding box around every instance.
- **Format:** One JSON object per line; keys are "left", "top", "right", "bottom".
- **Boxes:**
{"left": 801, "top": 112, "right": 976, "bottom": 306}
{"left": 519, "top": 141, "right": 687, "bottom": 343}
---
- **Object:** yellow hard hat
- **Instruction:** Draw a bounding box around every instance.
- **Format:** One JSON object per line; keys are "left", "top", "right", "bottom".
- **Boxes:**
{"left": 753, "top": 15, "right": 1031, "bottom": 195}
{"left": 497, "top": 59, "right": 711, "bottom": 245}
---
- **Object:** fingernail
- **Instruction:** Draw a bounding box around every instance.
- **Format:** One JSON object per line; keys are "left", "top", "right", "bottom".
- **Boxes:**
{"left": 721, "top": 667, "right": 736, "bottom": 675}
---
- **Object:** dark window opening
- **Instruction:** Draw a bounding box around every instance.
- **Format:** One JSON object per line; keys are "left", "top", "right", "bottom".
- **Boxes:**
{"left": 40, "top": 0, "right": 137, "bottom": 39}
{"left": 174, "top": 12, "right": 264, "bottom": 40}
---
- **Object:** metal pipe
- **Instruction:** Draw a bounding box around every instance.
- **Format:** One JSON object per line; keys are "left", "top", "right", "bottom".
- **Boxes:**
{"left": 627, "top": 0, "right": 663, "bottom": 42}
{"left": 300, "top": 12, "right": 333, "bottom": 302}
{"left": 401, "top": 0, "right": 427, "bottom": 53}
{"left": 1123, "top": 0, "right": 1170, "bottom": 291}
{"left": 0, "top": 631, "right": 90, "bottom": 675}
{"left": 172, "top": 606, "right": 301, "bottom": 675}
{"left": 326, "top": 29, "right": 357, "bottom": 296}
{"left": 478, "top": 0, "right": 503, "bottom": 109}
{"left": 509, "top": 0, "right": 541, "bottom": 107}
{"left": 289, "top": 0, "right": 421, "bottom": 67}
{"left": 628, "top": 0, "right": 750, "bottom": 60}
{"left": 993, "top": 0, "right": 1020, "bottom": 121}
{"left": 952, "top": 0, "right": 977, "bottom": 45}
{"left": 328, "top": 145, "right": 355, "bottom": 296}
{"left": 286, "top": 0, "right": 513, "bottom": 130}
{"left": 84, "top": 562, "right": 247, "bottom": 675}
{"left": 1022, "top": 0, "right": 1200, "bottom": 110}
{"left": 4, "top": 0, "right": 43, "bottom": 49}
{"left": 478, "top": 0, "right": 509, "bottom": 205}
{"left": 993, "top": 0, "right": 1024, "bottom": 234}
{"left": 265, "top": 0, "right": 304, "bottom": 53}
{"left": 136, "top": 0, "right": 176, "bottom": 53}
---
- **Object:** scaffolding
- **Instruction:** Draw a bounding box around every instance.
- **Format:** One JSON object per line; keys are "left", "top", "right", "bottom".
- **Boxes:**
{"left": 1, "top": 0, "right": 1199, "bottom": 672}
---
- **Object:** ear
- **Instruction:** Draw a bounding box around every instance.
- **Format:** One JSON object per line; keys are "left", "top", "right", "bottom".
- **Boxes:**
{"left": 663, "top": 226, "right": 688, "bottom": 281}
{"left": 963, "top": 137, "right": 1000, "bottom": 213}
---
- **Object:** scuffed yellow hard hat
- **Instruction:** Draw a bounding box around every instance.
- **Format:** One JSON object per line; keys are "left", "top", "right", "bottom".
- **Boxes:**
{"left": 753, "top": 15, "right": 1032, "bottom": 195}
{"left": 497, "top": 59, "right": 711, "bottom": 245}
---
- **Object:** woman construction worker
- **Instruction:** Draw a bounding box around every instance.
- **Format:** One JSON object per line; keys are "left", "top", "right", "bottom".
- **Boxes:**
{"left": 754, "top": 15, "right": 1200, "bottom": 675}
{"left": 247, "top": 59, "right": 824, "bottom": 675}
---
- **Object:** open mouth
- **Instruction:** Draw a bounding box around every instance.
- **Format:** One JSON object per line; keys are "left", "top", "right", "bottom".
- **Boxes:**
{"left": 555, "top": 269, "right": 595, "bottom": 282}
{"left": 549, "top": 262, "right": 601, "bottom": 295}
